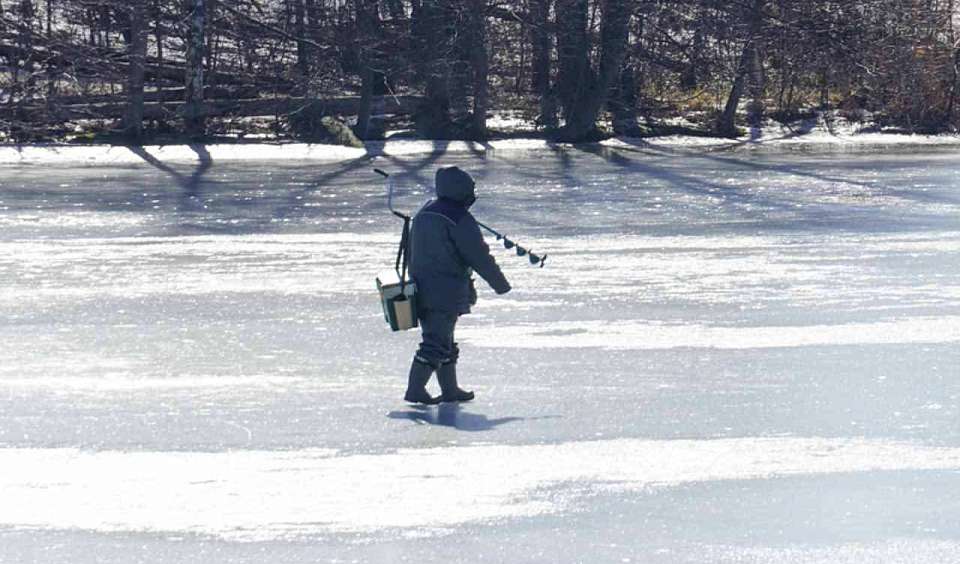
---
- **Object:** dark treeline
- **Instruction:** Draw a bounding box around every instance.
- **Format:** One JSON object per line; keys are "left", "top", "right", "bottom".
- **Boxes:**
{"left": 1, "top": 0, "right": 958, "bottom": 143}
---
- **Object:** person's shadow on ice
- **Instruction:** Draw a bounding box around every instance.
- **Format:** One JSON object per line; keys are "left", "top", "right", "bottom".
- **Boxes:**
{"left": 388, "top": 403, "right": 552, "bottom": 431}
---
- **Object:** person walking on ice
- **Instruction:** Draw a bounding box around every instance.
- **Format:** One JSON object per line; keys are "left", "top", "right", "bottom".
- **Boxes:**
{"left": 404, "top": 166, "right": 512, "bottom": 404}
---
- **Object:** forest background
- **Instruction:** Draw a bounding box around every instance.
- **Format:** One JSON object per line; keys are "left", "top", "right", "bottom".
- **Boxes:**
{"left": 1, "top": 0, "right": 958, "bottom": 145}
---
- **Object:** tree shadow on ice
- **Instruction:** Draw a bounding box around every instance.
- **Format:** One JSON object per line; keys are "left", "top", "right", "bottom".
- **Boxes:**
{"left": 308, "top": 139, "right": 455, "bottom": 189}
{"left": 567, "top": 141, "right": 956, "bottom": 232}
{"left": 126, "top": 144, "right": 213, "bottom": 198}
{"left": 609, "top": 138, "right": 960, "bottom": 224}
{"left": 260, "top": 140, "right": 456, "bottom": 225}
{"left": 616, "top": 135, "right": 877, "bottom": 191}
{"left": 387, "top": 403, "right": 557, "bottom": 431}
{"left": 126, "top": 144, "right": 217, "bottom": 224}
{"left": 573, "top": 143, "right": 802, "bottom": 216}
{"left": 119, "top": 139, "right": 507, "bottom": 234}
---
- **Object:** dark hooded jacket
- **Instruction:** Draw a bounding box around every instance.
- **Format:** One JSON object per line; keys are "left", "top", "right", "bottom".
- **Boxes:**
{"left": 410, "top": 167, "right": 511, "bottom": 314}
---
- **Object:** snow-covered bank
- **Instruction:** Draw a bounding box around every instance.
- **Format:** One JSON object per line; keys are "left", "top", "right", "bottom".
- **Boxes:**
{"left": 0, "top": 139, "right": 552, "bottom": 166}
{"left": 3, "top": 127, "right": 960, "bottom": 166}
{"left": 620, "top": 121, "right": 960, "bottom": 150}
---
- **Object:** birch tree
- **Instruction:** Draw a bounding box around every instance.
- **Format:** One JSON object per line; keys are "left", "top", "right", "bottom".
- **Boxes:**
{"left": 124, "top": 0, "right": 148, "bottom": 139}
{"left": 184, "top": 0, "right": 206, "bottom": 138}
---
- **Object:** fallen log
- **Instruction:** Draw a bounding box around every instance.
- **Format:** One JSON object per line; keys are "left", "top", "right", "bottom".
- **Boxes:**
{"left": 20, "top": 95, "right": 424, "bottom": 122}
{"left": 53, "top": 85, "right": 264, "bottom": 106}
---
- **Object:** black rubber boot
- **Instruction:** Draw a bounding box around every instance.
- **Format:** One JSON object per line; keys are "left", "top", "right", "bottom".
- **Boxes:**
{"left": 404, "top": 359, "right": 440, "bottom": 405}
{"left": 437, "top": 362, "right": 475, "bottom": 402}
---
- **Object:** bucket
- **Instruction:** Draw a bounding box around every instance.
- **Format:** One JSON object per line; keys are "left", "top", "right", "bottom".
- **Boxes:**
{"left": 376, "top": 270, "right": 418, "bottom": 331}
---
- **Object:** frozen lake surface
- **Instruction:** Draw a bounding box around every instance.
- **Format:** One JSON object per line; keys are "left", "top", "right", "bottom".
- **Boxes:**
{"left": 1, "top": 143, "right": 959, "bottom": 562}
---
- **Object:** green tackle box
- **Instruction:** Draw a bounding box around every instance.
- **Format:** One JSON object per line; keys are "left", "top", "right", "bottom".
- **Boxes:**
{"left": 376, "top": 270, "right": 418, "bottom": 331}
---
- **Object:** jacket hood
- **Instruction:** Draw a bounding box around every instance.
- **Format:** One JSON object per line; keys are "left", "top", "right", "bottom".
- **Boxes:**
{"left": 435, "top": 166, "right": 476, "bottom": 207}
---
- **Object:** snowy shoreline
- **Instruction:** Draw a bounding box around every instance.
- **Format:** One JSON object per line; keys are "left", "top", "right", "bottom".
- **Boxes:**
{"left": 2, "top": 129, "right": 960, "bottom": 166}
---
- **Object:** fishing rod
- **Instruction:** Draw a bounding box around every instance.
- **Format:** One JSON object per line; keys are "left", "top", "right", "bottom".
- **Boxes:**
{"left": 373, "top": 168, "right": 547, "bottom": 268}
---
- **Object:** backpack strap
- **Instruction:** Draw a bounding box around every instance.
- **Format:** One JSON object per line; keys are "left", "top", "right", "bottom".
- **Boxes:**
{"left": 395, "top": 214, "right": 412, "bottom": 294}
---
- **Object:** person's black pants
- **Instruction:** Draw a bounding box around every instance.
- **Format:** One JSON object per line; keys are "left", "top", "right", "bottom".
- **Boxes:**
{"left": 415, "top": 309, "right": 460, "bottom": 368}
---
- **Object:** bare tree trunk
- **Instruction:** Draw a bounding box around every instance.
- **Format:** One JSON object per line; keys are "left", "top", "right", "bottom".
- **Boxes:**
{"left": 206, "top": 0, "right": 218, "bottom": 92}
{"left": 293, "top": 0, "right": 309, "bottom": 85}
{"left": 610, "top": 63, "right": 639, "bottom": 135}
{"left": 356, "top": 65, "right": 375, "bottom": 138}
{"left": 557, "top": 0, "right": 632, "bottom": 141}
{"left": 609, "top": 1, "right": 642, "bottom": 134}
{"left": 44, "top": 0, "right": 54, "bottom": 97}
{"left": 412, "top": 0, "right": 453, "bottom": 137}
{"left": 355, "top": 0, "right": 380, "bottom": 139}
{"left": 716, "top": 45, "right": 752, "bottom": 137}
{"left": 746, "top": 38, "right": 765, "bottom": 127}
{"left": 16, "top": 0, "right": 34, "bottom": 86}
{"left": 529, "top": 0, "right": 556, "bottom": 128}
{"left": 125, "top": 0, "right": 148, "bottom": 139}
{"left": 450, "top": 54, "right": 471, "bottom": 122}
{"left": 681, "top": 17, "right": 704, "bottom": 90}
{"left": 153, "top": 0, "right": 164, "bottom": 114}
{"left": 305, "top": 0, "right": 319, "bottom": 94}
{"left": 449, "top": 5, "right": 475, "bottom": 123}
{"left": 0, "top": 1, "right": 8, "bottom": 106}
{"left": 184, "top": 0, "right": 206, "bottom": 138}
{"left": 948, "top": 49, "right": 960, "bottom": 130}
{"left": 469, "top": 0, "right": 489, "bottom": 139}
{"left": 555, "top": 0, "right": 589, "bottom": 126}
{"left": 716, "top": 0, "right": 764, "bottom": 137}
{"left": 944, "top": 0, "right": 958, "bottom": 129}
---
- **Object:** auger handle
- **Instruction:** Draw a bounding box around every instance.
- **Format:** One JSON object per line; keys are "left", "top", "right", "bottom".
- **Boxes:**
{"left": 476, "top": 221, "right": 503, "bottom": 239}
{"left": 374, "top": 168, "right": 408, "bottom": 220}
